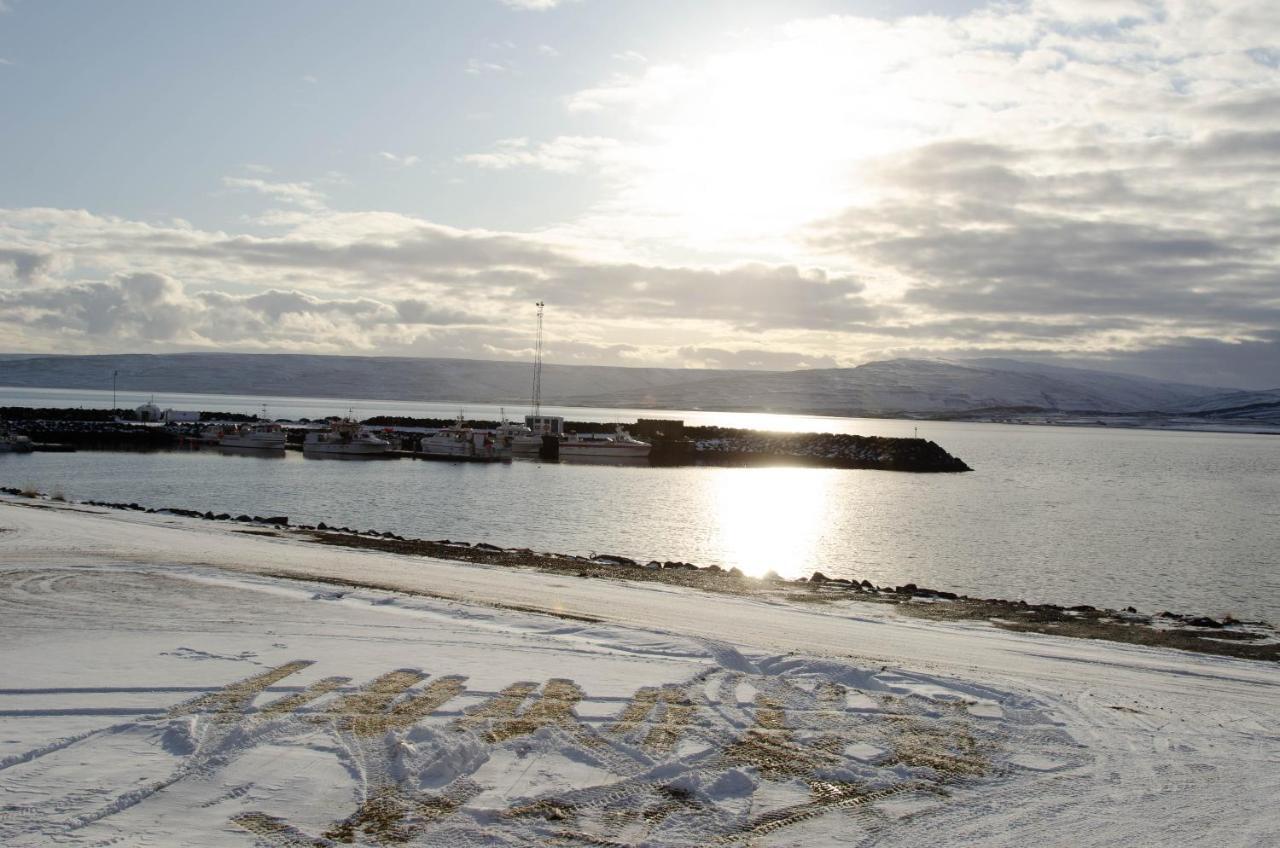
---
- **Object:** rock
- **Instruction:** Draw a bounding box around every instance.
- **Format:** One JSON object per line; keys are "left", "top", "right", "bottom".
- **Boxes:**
{"left": 264, "top": 516, "right": 288, "bottom": 526}
{"left": 1185, "top": 616, "right": 1224, "bottom": 629}
{"left": 236, "top": 514, "right": 252, "bottom": 522}
{"left": 214, "top": 513, "right": 230, "bottom": 521}
{"left": 1069, "top": 605, "right": 1096, "bottom": 612}
{"left": 1124, "top": 606, "right": 1138, "bottom": 613}
{"left": 474, "top": 542, "right": 503, "bottom": 551}
{"left": 592, "top": 554, "right": 637, "bottom": 567}
{"left": 762, "top": 570, "right": 783, "bottom": 582}
{"left": 728, "top": 567, "right": 745, "bottom": 578}
{"left": 644, "top": 560, "right": 663, "bottom": 569}
{"left": 859, "top": 579, "right": 874, "bottom": 589}
{"left": 895, "top": 583, "right": 919, "bottom": 595}
{"left": 809, "top": 571, "right": 831, "bottom": 584}
{"left": 317, "top": 521, "right": 329, "bottom": 530}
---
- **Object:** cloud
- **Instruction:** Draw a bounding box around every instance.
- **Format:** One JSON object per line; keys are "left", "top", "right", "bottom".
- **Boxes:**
{"left": 808, "top": 131, "right": 1280, "bottom": 338}
{"left": 674, "top": 347, "right": 839, "bottom": 370}
{"left": 221, "top": 177, "right": 327, "bottom": 211}
{"left": 465, "top": 58, "right": 510, "bottom": 75}
{"left": 498, "top": 0, "right": 578, "bottom": 10}
{"left": 0, "top": 248, "right": 56, "bottom": 284}
{"left": 537, "top": 44, "right": 560, "bottom": 58}
{"left": 5, "top": 1, "right": 1280, "bottom": 387}
{"left": 377, "top": 151, "right": 421, "bottom": 168}
{"left": 0, "top": 207, "right": 877, "bottom": 365}
{"left": 461, "top": 136, "right": 625, "bottom": 173}
{"left": 0, "top": 272, "right": 194, "bottom": 341}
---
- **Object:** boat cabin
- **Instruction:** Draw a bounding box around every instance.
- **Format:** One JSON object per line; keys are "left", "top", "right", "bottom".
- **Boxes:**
{"left": 525, "top": 414, "right": 564, "bottom": 436}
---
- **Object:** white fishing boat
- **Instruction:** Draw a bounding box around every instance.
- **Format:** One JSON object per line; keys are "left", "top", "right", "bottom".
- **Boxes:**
{"left": 219, "top": 422, "right": 287, "bottom": 450}
{"left": 419, "top": 419, "right": 508, "bottom": 463}
{"left": 559, "top": 426, "right": 651, "bottom": 459}
{"left": 0, "top": 429, "right": 33, "bottom": 453}
{"left": 302, "top": 420, "right": 391, "bottom": 457}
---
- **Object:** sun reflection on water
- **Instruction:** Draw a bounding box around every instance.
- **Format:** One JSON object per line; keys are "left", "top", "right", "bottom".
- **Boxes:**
{"left": 709, "top": 467, "right": 838, "bottom": 579}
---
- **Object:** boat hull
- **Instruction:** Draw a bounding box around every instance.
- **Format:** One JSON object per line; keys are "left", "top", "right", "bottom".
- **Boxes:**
{"left": 302, "top": 442, "right": 389, "bottom": 456}
{"left": 558, "top": 443, "right": 651, "bottom": 459}
{"left": 219, "top": 435, "right": 287, "bottom": 450}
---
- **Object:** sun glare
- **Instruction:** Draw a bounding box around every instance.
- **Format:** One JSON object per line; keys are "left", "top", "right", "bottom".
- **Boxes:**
{"left": 709, "top": 466, "right": 837, "bottom": 578}
{"left": 621, "top": 23, "right": 937, "bottom": 253}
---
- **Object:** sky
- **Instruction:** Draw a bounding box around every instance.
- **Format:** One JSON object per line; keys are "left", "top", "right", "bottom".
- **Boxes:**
{"left": 1, "top": 0, "right": 1278, "bottom": 388}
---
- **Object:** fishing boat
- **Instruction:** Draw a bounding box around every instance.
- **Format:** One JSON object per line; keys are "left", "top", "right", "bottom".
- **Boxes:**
{"left": 419, "top": 416, "right": 509, "bottom": 462}
{"left": 302, "top": 419, "right": 390, "bottom": 457}
{"left": 219, "top": 422, "right": 287, "bottom": 450}
{"left": 559, "top": 426, "right": 651, "bottom": 459}
{"left": 509, "top": 414, "right": 561, "bottom": 455}
{"left": 0, "top": 428, "right": 33, "bottom": 453}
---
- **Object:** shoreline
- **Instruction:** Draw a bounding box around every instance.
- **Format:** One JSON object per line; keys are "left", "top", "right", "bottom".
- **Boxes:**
{"left": 3, "top": 487, "right": 1274, "bottom": 663}
{"left": 5, "top": 493, "right": 1278, "bottom": 846}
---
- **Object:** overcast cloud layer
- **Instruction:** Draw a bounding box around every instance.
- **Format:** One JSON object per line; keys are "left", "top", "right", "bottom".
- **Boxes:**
{"left": 1, "top": 0, "right": 1278, "bottom": 387}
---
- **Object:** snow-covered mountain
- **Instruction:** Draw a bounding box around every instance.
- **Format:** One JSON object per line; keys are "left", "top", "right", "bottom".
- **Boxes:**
{"left": 1, "top": 352, "right": 1275, "bottom": 420}
{"left": 565, "top": 358, "right": 1254, "bottom": 416}
{"left": 0, "top": 353, "right": 762, "bottom": 407}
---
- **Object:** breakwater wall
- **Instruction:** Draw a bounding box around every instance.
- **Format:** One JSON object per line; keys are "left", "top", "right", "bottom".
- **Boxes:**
{"left": 2, "top": 408, "right": 970, "bottom": 471}
{"left": 679, "top": 426, "right": 969, "bottom": 472}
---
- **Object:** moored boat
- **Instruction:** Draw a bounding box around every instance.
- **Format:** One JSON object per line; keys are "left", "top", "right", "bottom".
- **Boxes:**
{"left": 303, "top": 420, "right": 390, "bottom": 457}
{"left": 0, "top": 429, "right": 34, "bottom": 453}
{"left": 510, "top": 414, "right": 562, "bottom": 455}
{"left": 559, "top": 426, "right": 651, "bottom": 459}
{"left": 419, "top": 415, "right": 509, "bottom": 462}
{"left": 219, "top": 422, "right": 287, "bottom": 450}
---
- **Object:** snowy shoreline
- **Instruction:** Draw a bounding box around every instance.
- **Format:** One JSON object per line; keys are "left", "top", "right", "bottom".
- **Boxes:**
{"left": 4, "top": 487, "right": 1275, "bottom": 662}
{"left": 1, "top": 497, "right": 1278, "bottom": 846}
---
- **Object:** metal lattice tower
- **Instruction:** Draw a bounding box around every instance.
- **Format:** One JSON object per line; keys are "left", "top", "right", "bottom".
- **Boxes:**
{"left": 531, "top": 301, "right": 545, "bottom": 417}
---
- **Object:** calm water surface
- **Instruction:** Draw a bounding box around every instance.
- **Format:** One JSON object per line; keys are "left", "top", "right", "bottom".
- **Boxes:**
{"left": 2, "top": 387, "right": 1277, "bottom": 621}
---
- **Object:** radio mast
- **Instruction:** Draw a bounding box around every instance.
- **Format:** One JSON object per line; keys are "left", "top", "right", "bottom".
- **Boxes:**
{"left": 530, "top": 301, "right": 545, "bottom": 417}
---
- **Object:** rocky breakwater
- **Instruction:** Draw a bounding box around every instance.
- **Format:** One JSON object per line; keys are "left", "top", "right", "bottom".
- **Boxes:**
{"left": 686, "top": 427, "right": 971, "bottom": 472}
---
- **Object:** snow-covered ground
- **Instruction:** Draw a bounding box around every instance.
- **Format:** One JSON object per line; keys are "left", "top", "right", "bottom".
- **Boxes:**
{"left": 1, "top": 498, "right": 1276, "bottom": 846}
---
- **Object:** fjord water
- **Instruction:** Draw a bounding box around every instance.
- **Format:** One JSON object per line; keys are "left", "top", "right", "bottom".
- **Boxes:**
{"left": 2, "top": 387, "right": 1277, "bottom": 622}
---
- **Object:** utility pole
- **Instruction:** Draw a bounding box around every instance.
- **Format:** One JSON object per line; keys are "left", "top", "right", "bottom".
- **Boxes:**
{"left": 112, "top": 370, "right": 118, "bottom": 411}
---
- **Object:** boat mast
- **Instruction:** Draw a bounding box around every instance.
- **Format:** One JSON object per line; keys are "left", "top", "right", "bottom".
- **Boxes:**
{"left": 531, "top": 301, "right": 545, "bottom": 418}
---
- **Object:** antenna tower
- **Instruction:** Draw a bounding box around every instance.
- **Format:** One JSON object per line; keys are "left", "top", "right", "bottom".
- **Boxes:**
{"left": 531, "top": 301, "right": 545, "bottom": 417}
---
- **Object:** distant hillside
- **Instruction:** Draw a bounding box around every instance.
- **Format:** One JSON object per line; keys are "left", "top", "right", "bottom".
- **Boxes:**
{"left": 565, "top": 358, "right": 1246, "bottom": 416}
{"left": 1, "top": 352, "right": 1276, "bottom": 423}
{"left": 0, "top": 353, "right": 764, "bottom": 406}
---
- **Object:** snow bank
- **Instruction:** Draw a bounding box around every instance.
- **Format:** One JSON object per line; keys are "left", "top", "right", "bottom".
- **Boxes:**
{"left": 0, "top": 500, "right": 1276, "bottom": 846}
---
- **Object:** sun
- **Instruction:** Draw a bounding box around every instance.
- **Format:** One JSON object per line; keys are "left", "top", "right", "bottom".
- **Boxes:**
{"left": 609, "top": 20, "right": 942, "bottom": 256}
